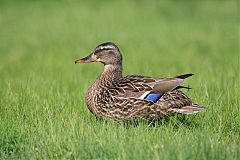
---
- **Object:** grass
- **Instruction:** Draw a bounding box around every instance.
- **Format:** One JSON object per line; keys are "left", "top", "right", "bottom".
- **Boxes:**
{"left": 0, "top": 0, "right": 239, "bottom": 159}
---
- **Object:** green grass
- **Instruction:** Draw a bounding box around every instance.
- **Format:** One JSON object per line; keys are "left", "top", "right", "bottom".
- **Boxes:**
{"left": 0, "top": 0, "right": 239, "bottom": 159}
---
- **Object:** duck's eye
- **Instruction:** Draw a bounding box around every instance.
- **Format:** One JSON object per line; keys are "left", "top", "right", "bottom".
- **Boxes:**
{"left": 95, "top": 50, "right": 103, "bottom": 56}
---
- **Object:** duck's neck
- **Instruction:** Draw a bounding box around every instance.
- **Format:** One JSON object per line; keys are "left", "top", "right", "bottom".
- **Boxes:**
{"left": 103, "top": 64, "right": 122, "bottom": 80}
{"left": 91, "top": 64, "right": 123, "bottom": 90}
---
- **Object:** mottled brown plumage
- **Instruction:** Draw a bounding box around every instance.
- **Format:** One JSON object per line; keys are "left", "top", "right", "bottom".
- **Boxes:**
{"left": 75, "top": 42, "right": 205, "bottom": 121}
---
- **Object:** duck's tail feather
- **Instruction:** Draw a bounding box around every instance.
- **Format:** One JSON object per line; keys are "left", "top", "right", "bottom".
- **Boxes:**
{"left": 172, "top": 103, "right": 206, "bottom": 114}
{"left": 175, "top": 73, "right": 194, "bottom": 79}
{"left": 174, "top": 85, "right": 192, "bottom": 90}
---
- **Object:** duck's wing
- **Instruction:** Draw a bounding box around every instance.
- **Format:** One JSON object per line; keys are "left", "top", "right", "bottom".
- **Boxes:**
{"left": 106, "top": 91, "right": 205, "bottom": 121}
{"left": 158, "top": 90, "right": 206, "bottom": 114}
{"left": 110, "top": 74, "right": 193, "bottom": 102}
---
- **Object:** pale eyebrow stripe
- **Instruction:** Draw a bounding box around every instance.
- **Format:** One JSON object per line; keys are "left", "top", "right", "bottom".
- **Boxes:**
{"left": 94, "top": 47, "right": 114, "bottom": 54}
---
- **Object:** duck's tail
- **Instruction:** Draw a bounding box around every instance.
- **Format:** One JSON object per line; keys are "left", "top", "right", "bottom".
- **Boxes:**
{"left": 172, "top": 103, "right": 206, "bottom": 114}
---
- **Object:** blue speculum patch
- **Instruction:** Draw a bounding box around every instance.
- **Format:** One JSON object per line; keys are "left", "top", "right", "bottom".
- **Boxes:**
{"left": 144, "top": 93, "right": 163, "bottom": 103}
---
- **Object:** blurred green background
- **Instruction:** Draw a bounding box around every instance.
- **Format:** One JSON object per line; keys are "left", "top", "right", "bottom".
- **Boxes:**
{"left": 0, "top": 0, "right": 239, "bottom": 159}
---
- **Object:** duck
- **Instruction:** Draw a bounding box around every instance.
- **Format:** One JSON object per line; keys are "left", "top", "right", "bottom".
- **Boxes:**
{"left": 75, "top": 42, "right": 205, "bottom": 121}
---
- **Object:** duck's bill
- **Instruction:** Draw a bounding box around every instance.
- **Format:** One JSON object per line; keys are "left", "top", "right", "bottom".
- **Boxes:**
{"left": 75, "top": 54, "right": 96, "bottom": 63}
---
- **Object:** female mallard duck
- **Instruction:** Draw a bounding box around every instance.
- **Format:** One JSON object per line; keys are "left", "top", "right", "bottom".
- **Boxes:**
{"left": 75, "top": 42, "right": 205, "bottom": 121}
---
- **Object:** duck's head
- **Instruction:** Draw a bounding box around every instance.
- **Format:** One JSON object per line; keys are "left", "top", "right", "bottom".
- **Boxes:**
{"left": 75, "top": 42, "right": 122, "bottom": 66}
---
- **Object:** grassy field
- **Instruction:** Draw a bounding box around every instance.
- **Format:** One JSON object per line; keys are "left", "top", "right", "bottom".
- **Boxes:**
{"left": 0, "top": 0, "right": 239, "bottom": 159}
